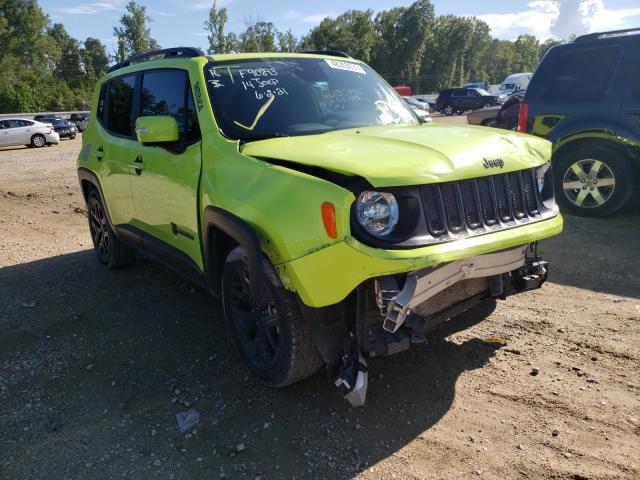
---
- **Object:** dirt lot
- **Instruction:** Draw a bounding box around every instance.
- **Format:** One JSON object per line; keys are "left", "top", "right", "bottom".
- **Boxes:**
{"left": 1, "top": 126, "right": 639, "bottom": 480}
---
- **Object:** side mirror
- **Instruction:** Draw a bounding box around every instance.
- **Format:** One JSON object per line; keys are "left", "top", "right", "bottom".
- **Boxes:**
{"left": 135, "top": 116, "right": 179, "bottom": 144}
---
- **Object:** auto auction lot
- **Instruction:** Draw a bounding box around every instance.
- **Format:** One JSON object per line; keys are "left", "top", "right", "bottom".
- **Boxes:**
{"left": 1, "top": 126, "right": 639, "bottom": 480}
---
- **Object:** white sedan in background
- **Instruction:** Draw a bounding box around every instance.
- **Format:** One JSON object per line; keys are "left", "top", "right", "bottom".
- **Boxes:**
{"left": 0, "top": 118, "right": 60, "bottom": 148}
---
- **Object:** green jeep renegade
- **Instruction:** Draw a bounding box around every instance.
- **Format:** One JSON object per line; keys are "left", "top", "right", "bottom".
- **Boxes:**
{"left": 77, "top": 47, "right": 563, "bottom": 406}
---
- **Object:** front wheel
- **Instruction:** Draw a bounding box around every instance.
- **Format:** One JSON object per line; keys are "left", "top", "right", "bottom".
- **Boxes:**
{"left": 554, "top": 145, "right": 635, "bottom": 217}
{"left": 221, "top": 247, "right": 323, "bottom": 387}
{"left": 87, "top": 190, "right": 136, "bottom": 268}
{"left": 443, "top": 104, "right": 454, "bottom": 116}
{"left": 482, "top": 118, "right": 498, "bottom": 128}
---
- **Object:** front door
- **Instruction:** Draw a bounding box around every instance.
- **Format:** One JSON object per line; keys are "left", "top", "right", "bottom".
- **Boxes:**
{"left": 129, "top": 69, "right": 203, "bottom": 269}
{"left": 0, "top": 120, "right": 26, "bottom": 146}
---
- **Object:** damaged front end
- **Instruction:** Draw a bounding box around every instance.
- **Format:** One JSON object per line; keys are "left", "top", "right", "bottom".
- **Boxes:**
{"left": 307, "top": 242, "right": 548, "bottom": 407}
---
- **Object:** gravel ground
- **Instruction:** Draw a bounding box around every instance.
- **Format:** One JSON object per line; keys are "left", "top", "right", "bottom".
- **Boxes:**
{"left": 0, "top": 129, "right": 639, "bottom": 480}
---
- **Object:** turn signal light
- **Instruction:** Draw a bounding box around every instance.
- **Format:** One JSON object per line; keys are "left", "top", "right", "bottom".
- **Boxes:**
{"left": 321, "top": 202, "right": 337, "bottom": 239}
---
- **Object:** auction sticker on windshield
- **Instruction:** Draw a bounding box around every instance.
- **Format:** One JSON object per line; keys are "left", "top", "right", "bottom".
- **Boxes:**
{"left": 324, "top": 59, "right": 366, "bottom": 75}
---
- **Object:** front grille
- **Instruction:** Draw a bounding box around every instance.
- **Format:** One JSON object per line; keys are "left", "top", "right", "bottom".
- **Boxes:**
{"left": 419, "top": 167, "right": 545, "bottom": 241}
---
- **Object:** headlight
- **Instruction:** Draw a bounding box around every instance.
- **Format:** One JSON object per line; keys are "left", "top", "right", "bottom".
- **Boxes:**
{"left": 356, "top": 191, "right": 399, "bottom": 237}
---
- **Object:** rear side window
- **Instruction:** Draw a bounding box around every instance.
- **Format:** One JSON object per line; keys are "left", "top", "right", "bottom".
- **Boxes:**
{"left": 97, "top": 83, "right": 107, "bottom": 122}
{"left": 140, "top": 70, "right": 200, "bottom": 143}
{"left": 543, "top": 46, "right": 621, "bottom": 102}
{"left": 107, "top": 75, "right": 136, "bottom": 136}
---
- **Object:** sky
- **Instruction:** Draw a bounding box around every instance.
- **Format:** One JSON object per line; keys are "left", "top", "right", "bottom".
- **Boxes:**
{"left": 39, "top": 0, "right": 640, "bottom": 54}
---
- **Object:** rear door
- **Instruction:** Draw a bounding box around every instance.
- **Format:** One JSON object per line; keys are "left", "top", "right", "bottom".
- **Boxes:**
{"left": 16, "top": 120, "right": 35, "bottom": 143}
{"left": 526, "top": 41, "right": 625, "bottom": 141}
{"left": 94, "top": 74, "right": 139, "bottom": 226}
{"left": 616, "top": 36, "right": 640, "bottom": 142}
{"left": 129, "top": 69, "right": 203, "bottom": 269}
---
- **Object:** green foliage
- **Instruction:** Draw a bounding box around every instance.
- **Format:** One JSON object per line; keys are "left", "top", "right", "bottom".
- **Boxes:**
{"left": 204, "top": 1, "right": 235, "bottom": 54}
{"left": 302, "top": 10, "right": 375, "bottom": 62}
{"left": 113, "top": 1, "right": 160, "bottom": 62}
{"left": 277, "top": 29, "right": 298, "bottom": 53}
{"left": 0, "top": 0, "right": 109, "bottom": 112}
{"left": 239, "top": 20, "right": 277, "bottom": 52}
{"left": 0, "top": 0, "right": 572, "bottom": 114}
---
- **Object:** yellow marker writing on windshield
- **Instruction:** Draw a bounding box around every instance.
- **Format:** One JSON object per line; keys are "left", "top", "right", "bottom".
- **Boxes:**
{"left": 234, "top": 95, "right": 275, "bottom": 131}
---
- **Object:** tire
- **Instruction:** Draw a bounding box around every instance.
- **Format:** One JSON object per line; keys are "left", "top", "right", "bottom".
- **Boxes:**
{"left": 455, "top": 108, "right": 465, "bottom": 115}
{"left": 222, "top": 246, "right": 323, "bottom": 387}
{"left": 70, "top": 135, "right": 76, "bottom": 140}
{"left": 554, "top": 144, "right": 635, "bottom": 217}
{"left": 31, "top": 134, "right": 46, "bottom": 148}
{"left": 87, "top": 190, "right": 136, "bottom": 268}
{"left": 443, "top": 104, "right": 454, "bottom": 116}
{"left": 482, "top": 118, "right": 498, "bottom": 128}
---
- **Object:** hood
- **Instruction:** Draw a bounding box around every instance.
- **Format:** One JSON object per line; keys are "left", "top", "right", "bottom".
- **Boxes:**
{"left": 240, "top": 124, "right": 551, "bottom": 188}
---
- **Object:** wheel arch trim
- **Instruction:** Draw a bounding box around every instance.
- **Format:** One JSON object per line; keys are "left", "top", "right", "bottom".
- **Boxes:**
{"left": 77, "top": 167, "right": 117, "bottom": 232}
{"left": 203, "top": 206, "right": 268, "bottom": 307}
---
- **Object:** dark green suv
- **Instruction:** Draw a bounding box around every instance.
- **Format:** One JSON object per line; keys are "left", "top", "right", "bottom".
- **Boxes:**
{"left": 520, "top": 28, "right": 640, "bottom": 216}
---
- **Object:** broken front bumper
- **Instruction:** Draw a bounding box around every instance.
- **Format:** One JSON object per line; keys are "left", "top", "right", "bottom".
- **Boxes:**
{"left": 359, "top": 243, "right": 548, "bottom": 357}
{"left": 377, "top": 245, "right": 530, "bottom": 333}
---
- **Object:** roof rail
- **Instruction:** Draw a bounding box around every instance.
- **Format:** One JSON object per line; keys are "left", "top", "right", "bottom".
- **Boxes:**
{"left": 108, "top": 47, "right": 205, "bottom": 73}
{"left": 574, "top": 28, "right": 640, "bottom": 42}
{"left": 300, "top": 50, "right": 353, "bottom": 59}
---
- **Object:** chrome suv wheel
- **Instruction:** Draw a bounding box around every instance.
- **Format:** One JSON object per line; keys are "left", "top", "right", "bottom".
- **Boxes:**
{"left": 554, "top": 145, "right": 635, "bottom": 217}
{"left": 562, "top": 159, "right": 615, "bottom": 209}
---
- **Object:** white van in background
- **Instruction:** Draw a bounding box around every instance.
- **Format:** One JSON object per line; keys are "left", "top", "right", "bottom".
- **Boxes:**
{"left": 498, "top": 73, "right": 532, "bottom": 95}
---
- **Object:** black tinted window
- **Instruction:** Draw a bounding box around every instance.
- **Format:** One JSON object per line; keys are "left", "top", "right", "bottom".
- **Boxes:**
{"left": 0, "top": 121, "right": 8, "bottom": 129}
{"left": 141, "top": 70, "right": 200, "bottom": 143}
{"left": 544, "top": 46, "right": 621, "bottom": 101}
{"left": 97, "top": 83, "right": 107, "bottom": 123}
{"left": 107, "top": 75, "right": 135, "bottom": 136}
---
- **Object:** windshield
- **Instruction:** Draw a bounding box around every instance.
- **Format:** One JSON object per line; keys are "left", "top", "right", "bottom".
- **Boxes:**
{"left": 204, "top": 57, "right": 418, "bottom": 141}
{"left": 500, "top": 83, "right": 516, "bottom": 91}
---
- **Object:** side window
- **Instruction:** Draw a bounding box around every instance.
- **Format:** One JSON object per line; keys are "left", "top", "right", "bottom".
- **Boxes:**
{"left": 544, "top": 46, "right": 621, "bottom": 102}
{"left": 452, "top": 90, "right": 463, "bottom": 97}
{"left": 468, "top": 90, "right": 479, "bottom": 97}
{"left": 7, "top": 120, "right": 21, "bottom": 128}
{"left": 18, "top": 120, "right": 32, "bottom": 127}
{"left": 107, "top": 75, "right": 136, "bottom": 136}
{"left": 97, "top": 83, "right": 107, "bottom": 123}
{"left": 141, "top": 69, "right": 200, "bottom": 143}
{"left": 0, "top": 120, "right": 7, "bottom": 130}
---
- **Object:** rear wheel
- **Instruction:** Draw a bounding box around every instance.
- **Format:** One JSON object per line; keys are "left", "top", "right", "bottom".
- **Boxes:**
{"left": 482, "top": 118, "right": 498, "bottom": 128}
{"left": 554, "top": 145, "right": 635, "bottom": 217}
{"left": 87, "top": 190, "right": 136, "bottom": 268}
{"left": 221, "top": 247, "right": 323, "bottom": 387}
{"left": 443, "top": 104, "right": 454, "bottom": 116}
{"left": 31, "top": 134, "right": 46, "bottom": 148}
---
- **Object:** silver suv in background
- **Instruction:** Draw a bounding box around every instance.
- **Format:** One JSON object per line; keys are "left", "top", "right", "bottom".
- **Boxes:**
{"left": 0, "top": 118, "right": 60, "bottom": 148}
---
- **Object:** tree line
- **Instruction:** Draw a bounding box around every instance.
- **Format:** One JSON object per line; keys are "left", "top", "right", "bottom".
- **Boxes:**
{"left": 0, "top": 0, "right": 564, "bottom": 113}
